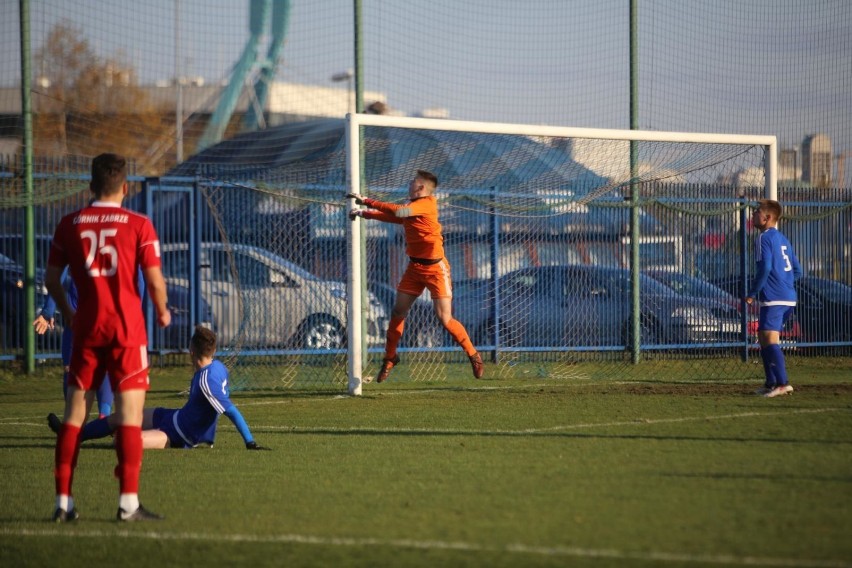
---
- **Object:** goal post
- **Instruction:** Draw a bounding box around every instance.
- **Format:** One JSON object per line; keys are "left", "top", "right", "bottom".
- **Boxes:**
{"left": 345, "top": 112, "right": 777, "bottom": 394}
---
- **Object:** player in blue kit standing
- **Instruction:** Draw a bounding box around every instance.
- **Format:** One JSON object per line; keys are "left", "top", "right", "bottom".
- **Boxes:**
{"left": 34, "top": 267, "right": 114, "bottom": 419}
{"left": 53, "top": 325, "right": 268, "bottom": 450}
{"left": 745, "top": 199, "right": 802, "bottom": 398}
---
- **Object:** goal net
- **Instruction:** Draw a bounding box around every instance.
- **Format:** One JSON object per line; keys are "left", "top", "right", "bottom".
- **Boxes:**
{"left": 343, "top": 114, "right": 776, "bottom": 394}
{"left": 141, "top": 114, "right": 775, "bottom": 393}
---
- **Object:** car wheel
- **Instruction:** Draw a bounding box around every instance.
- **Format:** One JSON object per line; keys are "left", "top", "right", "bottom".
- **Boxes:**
{"left": 409, "top": 323, "right": 448, "bottom": 348}
{"left": 621, "top": 317, "right": 663, "bottom": 347}
{"left": 641, "top": 318, "right": 664, "bottom": 345}
{"left": 480, "top": 320, "right": 518, "bottom": 348}
{"left": 298, "top": 316, "right": 345, "bottom": 350}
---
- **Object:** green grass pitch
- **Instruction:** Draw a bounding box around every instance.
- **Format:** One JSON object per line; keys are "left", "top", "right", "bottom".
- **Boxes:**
{"left": 1, "top": 359, "right": 850, "bottom": 568}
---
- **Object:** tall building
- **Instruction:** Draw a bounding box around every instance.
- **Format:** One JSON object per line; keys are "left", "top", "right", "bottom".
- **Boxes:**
{"left": 779, "top": 147, "right": 797, "bottom": 182}
{"left": 801, "top": 133, "right": 832, "bottom": 187}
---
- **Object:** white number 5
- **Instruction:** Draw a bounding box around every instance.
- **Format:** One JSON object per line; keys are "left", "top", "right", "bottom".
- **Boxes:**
{"left": 82, "top": 229, "right": 119, "bottom": 277}
{"left": 781, "top": 245, "right": 793, "bottom": 272}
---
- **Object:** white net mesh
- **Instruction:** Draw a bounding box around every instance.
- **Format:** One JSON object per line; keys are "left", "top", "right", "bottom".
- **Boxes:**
{"left": 178, "top": 117, "right": 771, "bottom": 388}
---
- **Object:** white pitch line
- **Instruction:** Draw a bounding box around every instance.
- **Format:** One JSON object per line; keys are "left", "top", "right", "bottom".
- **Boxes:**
{"left": 0, "top": 527, "right": 848, "bottom": 568}
{"left": 255, "top": 406, "right": 847, "bottom": 435}
{"left": 3, "top": 407, "right": 847, "bottom": 435}
{"left": 526, "top": 406, "right": 847, "bottom": 433}
{"left": 234, "top": 381, "right": 670, "bottom": 405}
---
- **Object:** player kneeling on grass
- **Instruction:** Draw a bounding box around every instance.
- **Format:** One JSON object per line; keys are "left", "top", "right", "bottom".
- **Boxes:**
{"left": 49, "top": 326, "right": 269, "bottom": 450}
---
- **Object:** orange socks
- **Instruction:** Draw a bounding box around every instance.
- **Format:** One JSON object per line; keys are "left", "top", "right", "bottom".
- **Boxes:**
{"left": 444, "top": 318, "right": 476, "bottom": 356}
{"left": 384, "top": 317, "right": 405, "bottom": 360}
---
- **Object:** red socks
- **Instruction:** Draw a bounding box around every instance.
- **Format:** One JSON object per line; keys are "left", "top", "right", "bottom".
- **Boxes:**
{"left": 114, "top": 425, "right": 143, "bottom": 494}
{"left": 55, "top": 423, "right": 82, "bottom": 496}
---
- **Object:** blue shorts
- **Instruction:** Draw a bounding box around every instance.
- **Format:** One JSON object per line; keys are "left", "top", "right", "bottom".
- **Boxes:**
{"left": 151, "top": 407, "right": 192, "bottom": 449}
{"left": 758, "top": 305, "right": 793, "bottom": 332}
{"left": 61, "top": 327, "right": 73, "bottom": 366}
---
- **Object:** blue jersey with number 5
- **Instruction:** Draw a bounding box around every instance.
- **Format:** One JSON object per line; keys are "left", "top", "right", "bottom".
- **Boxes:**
{"left": 173, "top": 360, "right": 233, "bottom": 444}
{"left": 750, "top": 227, "right": 802, "bottom": 305}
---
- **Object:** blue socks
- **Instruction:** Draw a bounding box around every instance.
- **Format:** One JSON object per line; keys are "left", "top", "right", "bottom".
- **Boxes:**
{"left": 81, "top": 416, "right": 115, "bottom": 441}
{"left": 760, "top": 343, "right": 789, "bottom": 387}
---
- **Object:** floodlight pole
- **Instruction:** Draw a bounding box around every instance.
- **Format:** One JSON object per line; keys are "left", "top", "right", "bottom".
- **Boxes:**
{"left": 175, "top": 0, "right": 184, "bottom": 163}
{"left": 20, "top": 0, "right": 36, "bottom": 373}
{"left": 629, "top": 0, "right": 641, "bottom": 363}
{"left": 331, "top": 69, "right": 354, "bottom": 114}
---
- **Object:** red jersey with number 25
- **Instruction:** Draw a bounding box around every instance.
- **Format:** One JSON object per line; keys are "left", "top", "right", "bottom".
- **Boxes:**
{"left": 48, "top": 201, "right": 162, "bottom": 347}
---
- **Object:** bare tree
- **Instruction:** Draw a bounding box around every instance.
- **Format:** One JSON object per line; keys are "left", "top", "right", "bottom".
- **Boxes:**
{"left": 33, "top": 22, "right": 172, "bottom": 173}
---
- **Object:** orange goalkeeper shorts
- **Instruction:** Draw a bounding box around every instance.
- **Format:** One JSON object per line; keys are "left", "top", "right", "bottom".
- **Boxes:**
{"left": 397, "top": 258, "right": 453, "bottom": 300}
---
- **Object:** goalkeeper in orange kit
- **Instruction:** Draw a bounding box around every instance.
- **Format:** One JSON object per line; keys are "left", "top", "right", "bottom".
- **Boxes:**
{"left": 348, "top": 169, "right": 484, "bottom": 382}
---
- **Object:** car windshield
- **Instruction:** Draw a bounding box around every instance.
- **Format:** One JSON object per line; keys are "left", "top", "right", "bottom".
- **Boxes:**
{"left": 602, "top": 269, "right": 676, "bottom": 296}
{"left": 641, "top": 274, "right": 678, "bottom": 295}
{"left": 0, "top": 235, "right": 53, "bottom": 268}
{"left": 502, "top": 266, "right": 678, "bottom": 297}
{"left": 803, "top": 278, "right": 852, "bottom": 303}
{"left": 652, "top": 272, "right": 733, "bottom": 299}
{"left": 163, "top": 243, "right": 322, "bottom": 282}
{"left": 231, "top": 245, "right": 320, "bottom": 281}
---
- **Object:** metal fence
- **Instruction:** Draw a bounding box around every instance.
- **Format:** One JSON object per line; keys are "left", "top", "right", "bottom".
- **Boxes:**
{"left": 1, "top": 166, "right": 850, "bottom": 385}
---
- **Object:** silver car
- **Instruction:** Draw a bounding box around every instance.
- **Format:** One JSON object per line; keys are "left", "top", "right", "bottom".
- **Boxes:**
{"left": 162, "top": 243, "right": 387, "bottom": 350}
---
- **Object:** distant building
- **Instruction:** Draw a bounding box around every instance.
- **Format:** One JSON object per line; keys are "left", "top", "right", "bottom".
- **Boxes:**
{"left": 801, "top": 133, "right": 832, "bottom": 187}
{"left": 778, "top": 147, "right": 798, "bottom": 182}
{"left": 0, "top": 81, "right": 389, "bottom": 169}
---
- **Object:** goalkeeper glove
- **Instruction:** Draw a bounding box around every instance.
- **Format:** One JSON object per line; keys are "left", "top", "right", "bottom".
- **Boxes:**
{"left": 345, "top": 192, "right": 366, "bottom": 205}
{"left": 246, "top": 441, "right": 270, "bottom": 451}
{"left": 349, "top": 209, "right": 364, "bottom": 220}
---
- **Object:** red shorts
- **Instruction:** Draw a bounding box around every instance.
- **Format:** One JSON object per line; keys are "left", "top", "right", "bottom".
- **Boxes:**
{"left": 68, "top": 345, "right": 150, "bottom": 393}
{"left": 397, "top": 258, "right": 453, "bottom": 300}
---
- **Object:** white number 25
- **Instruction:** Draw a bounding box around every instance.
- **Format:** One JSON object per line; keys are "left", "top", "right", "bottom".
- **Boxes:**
{"left": 82, "top": 229, "right": 119, "bottom": 277}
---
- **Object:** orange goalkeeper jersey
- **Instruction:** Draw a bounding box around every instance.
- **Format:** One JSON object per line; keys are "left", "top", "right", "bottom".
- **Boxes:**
{"left": 362, "top": 195, "right": 444, "bottom": 260}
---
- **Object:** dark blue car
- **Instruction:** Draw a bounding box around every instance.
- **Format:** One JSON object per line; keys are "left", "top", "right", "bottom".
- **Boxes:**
{"left": 454, "top": 265, "right": 742, "bottom": 349}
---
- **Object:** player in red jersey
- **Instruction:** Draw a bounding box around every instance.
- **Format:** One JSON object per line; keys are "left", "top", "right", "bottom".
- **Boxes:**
{"left": 46, "top": 153, "right": 171, "bottom": 522}
{"left": 348, "top": 170, "right": 484, "bottom": 382}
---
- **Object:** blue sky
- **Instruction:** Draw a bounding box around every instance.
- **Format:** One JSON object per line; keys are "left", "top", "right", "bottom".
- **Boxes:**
{"left": 3, "top": 0, "right": 850, "bottom": 182}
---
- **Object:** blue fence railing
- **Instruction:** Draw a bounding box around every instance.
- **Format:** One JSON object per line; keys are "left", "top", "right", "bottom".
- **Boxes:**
{"left": 1, "top": 172, "right": 850, "bottom": 364}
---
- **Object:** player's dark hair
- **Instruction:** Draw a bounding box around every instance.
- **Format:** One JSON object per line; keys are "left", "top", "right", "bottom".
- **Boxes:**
{"left": 190, "top": 325, "right": 217, "bottom": 358}
{"left": 758, "top": 199, "right": 783, "bottom": 221}
{"left": 416, "top": 169, "right": 438, "bottom": 188}
{"left": 90, "top": 153, "right": 128, "bottom": 197}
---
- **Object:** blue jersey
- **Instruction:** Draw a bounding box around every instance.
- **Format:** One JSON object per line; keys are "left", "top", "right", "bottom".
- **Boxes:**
{"left": 40, "top": 267, "right": 78, "bottom": 317}
{"left": 171, "top": 360, "right": 235, "bottom": 446}
{"left": 749, "top": 227, "right": 802, "bottom": 306}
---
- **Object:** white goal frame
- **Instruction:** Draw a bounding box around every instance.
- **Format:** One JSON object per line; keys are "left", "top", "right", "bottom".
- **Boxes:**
{"left": 344, "top": 112, "right": 778, "bottom": 395}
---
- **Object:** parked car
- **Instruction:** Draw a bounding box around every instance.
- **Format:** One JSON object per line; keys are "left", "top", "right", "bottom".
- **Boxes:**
{"left": 792, "top": 276, "right": 852, "bottom": 343}
{"left": 150, "top": 282, "right": 216, "bottom": 352}
{"left": 453, "top": 265, "right": 743, "bottom": 349}
{"left": 0, "top": 233, "right": 53, "bottom": 271}
{"left": 0, "top": 250, "right": 53, "bottom": 350}
{"left": 161, "top": 242, "right": 387, "bottom": 349}
{"left": 707, "top": 274, "right": 810, "bottom": 342}
{"left": 644, "top": 270, "right": 763, "bottom": 340}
